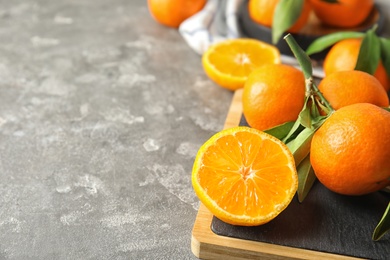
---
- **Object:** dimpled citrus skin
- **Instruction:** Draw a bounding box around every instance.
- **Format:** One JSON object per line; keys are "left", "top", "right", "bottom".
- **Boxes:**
{"left": 242, "top": 64, "right": 305, "bottom": 131}
{"left": 310, "top": 103, "right": 390, "bottom": 195}
{"left": 309, "top": 0, "right": 374, "bottom": 28}
{"left": 318, "top": 70, "right": 389, "bottom": 110}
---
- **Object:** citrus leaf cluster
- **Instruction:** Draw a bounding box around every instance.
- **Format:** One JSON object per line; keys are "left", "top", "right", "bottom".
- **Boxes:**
{"left": 265, "top": 34, "right": 333, "bottom": 202}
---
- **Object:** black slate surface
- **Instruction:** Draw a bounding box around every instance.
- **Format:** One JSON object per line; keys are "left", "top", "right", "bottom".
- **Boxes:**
{"left": 211, "top": 116, "right": 390, "bottom": 260}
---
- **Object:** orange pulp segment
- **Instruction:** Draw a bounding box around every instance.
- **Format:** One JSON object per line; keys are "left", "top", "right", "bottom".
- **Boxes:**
{"left": 192, "top": 127, "right": 298, "bottom": 226}
{"left": 202, "top": 39, "right": 281, "bottom": 91}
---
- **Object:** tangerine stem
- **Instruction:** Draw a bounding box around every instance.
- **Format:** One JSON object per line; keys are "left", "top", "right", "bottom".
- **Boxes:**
{"left": 284, "top": 34, "right": 334, "bottom": 114}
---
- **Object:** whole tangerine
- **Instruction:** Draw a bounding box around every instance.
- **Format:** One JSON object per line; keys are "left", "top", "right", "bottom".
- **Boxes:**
{"left": 318, "top": 70, "right": 389, "bottom": 110}
{"left": 148, "top": 0, "right": 206, "bottom": 28}
{"left": 309, "top": 0, "right": 374, "bottom": 28}
{"left": 242, "top": 64, "right": 306, "bottom": 131}
{"left": 310, "top": 103, "right": 390, "bottom": 195}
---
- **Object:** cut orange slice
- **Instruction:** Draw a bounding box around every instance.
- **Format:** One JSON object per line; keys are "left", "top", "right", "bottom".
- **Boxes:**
{"left": 202, "top": 38, "right": 280, "bottom": 91}
{"left": 192, "top": 126, "right": 298, "bottom": 226}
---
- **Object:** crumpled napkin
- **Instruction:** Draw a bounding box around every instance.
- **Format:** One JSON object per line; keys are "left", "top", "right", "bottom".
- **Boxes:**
{"left": 179, "top": 0, "right": 244, "bottom": 55}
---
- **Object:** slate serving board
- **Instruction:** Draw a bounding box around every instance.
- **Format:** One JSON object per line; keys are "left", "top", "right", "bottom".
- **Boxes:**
{"left": 211, "top": 128, "right": 390, "bottom": 258}
{"left": 211, "top": 115, "right": 390, "bottom": 260}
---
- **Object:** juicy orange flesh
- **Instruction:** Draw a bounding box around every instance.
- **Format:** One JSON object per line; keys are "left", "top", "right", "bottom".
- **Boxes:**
{"left": 208, "top": 42, "right": 277, "bottom": 77}
{"left": 197, "top": 131, "right": 294, "bottom": 217}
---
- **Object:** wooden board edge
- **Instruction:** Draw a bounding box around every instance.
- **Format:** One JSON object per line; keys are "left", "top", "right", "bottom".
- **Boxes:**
{"left": 191, "top": 204, "right": 362, "bottom": 260}
{"left": 223, "top": 88, "right": 243, "bottom": 130}
{"left": 191, "top": 89, "right": 364, "bottom": 260}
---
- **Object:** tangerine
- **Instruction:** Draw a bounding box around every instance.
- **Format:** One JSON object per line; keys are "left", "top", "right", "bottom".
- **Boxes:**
{"left": 242, "top": 64, "right": 305, "bottom": 131}
{"left": 192, "top": 126, "right": 298, "bottom": 226}
{"left": 147, "top": 0, "right": 206, "bottom": 28}
{"left": 202, "top": 39, "right": 280, "bottom": 90}
{"left": 318, "top": 70, "right": 389, "bottom": 110}
{"left": 310, "top": 103, "right": 390, "bottom": 195}
{"left": 248, "top": 0, "right": 311, "bottom": 33}
{"left": 309, "top": 0, "right": 374, "bottom": 28}
{"left": 323, "top": 38, "right": 389, "bottom": 92}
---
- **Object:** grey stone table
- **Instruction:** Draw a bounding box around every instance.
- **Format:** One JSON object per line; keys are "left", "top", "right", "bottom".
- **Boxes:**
{"left": 0, "top": 0, "right": 232, "bottom": 259}
{"left": 1, "top": 1, "right": 390, "bottom": 260}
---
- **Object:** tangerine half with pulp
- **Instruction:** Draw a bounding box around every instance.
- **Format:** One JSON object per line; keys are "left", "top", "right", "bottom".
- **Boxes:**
{"left": 192, "top": 127, "right": 298, "bottom": 226}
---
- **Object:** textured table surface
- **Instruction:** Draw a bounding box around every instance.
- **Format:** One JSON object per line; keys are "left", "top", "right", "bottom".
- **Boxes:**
{"left": 0, "top": 0, "right": 232, "bottom": 259}
{"left": 1, "top": 1, "right": 389, "bottom": 260}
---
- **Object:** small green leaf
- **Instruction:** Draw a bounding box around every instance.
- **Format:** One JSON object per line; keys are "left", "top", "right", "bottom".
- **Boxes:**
{"left": 383, "top": 107, "right": 390, "bottom": 112}
{"left": 287, "top": 127, "right": 316, "bottom": 166}
{"left": 314, "top": 97, "right": 332, "bottom": 116}
{"left": 372, "top": 202, "right": 390, "bottom": 241}
{"left": 264, "top": 121, "right": 295, "bottom": 140}
{"left": 312, "top": 116, "right": 328, "bottom": 129}
{"left": 306, "top": 31, "right": 364, "bottom": 55}
{"left": 296, "top": 155, "right": 317, "bottom": 203}
{"left": 298, "top": 97, "right": 311, "bottom": 129}
{"left": 282, "top": 119, "right": 303, "bottom": 144}
{"left": 284, "top": 34, "right": 313, "bottom": 79}
{"left": 380, "top": 37, "right": 390, "bottom": 78}
{"left": 355, "top": 28, "right": 381, "bottom": 75}
{"left": 310, "top": 96, "right": 320, "bottom": 119}
{"left": 272, "top": 0, "right": 304, "bottom": 44}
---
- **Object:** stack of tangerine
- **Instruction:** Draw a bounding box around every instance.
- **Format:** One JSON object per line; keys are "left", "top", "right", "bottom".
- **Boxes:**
{"left": 195, "top": 36, "right": 390, "bottom": 226}
{"left": 146, "top": 0, "right": 390, "bottom": 228}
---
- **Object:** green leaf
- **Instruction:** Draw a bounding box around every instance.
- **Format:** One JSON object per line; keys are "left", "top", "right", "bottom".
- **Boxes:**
{"left": 282, "top": 119, "right": 303, "bottom": 144}
{"left": 272, "top": 0, "right": 304, "bottom": 44}
{"left": 384, "top": 107, "right": 390, "bottom": 112}
{"left": 306, "top": 31, "right": 364, "bottom": 56}
{"left": 310, "top": 96, "right": 320, "bottom": 119}
{"left": 298, "top": 97, "right": 311, "bottom": 129}
{"left": 380, "top": 37, "right": 390, "bottom": 78}
{"left": 372, "top": 202, "right": 390, "bottom": 241}
{"left": 314, "top": 96, "right": 332, "bottom": 116}
{"left": 287, "top": 127, "right": 316, "bottom": 166}
{"left": 312, "top": 116, "right": 328, "bottom": 129}
{"left": 284, "top": 34, "right": 313, "bottom": 79}
{"left": 296, "top": 155, "right": 317, "bottom": 203}
{"left": 355, "top": 28, "right": 381, "bottom": 75}
{"left": 264, "top": 121, "right": 295, "bottom": 140}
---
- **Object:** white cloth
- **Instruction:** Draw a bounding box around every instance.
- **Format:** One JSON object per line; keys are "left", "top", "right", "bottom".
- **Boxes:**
{"left": 179, "top": 0, "right": 244, "bottom": 55}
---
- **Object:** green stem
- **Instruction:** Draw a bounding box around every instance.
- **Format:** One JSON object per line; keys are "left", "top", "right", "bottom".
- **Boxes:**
{"left": 284, "top": 34, "right": 334, "bottom": 114}
{"left": 284, "top": 35, "right": 313, "bottom": 79}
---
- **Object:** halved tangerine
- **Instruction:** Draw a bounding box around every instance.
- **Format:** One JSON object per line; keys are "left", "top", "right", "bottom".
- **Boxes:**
{"left": 192, "top": 126, "right": 298, "bottom": 226}
{"left": 202, "top": 39, "right": 280, "bottom": 90}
